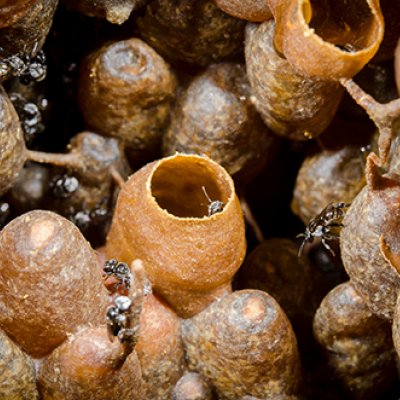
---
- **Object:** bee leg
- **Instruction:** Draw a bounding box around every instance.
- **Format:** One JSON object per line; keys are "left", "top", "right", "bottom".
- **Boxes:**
{"left": 322, "top": 237, "right": 336, "bottom": 256}
{"left": 297, "top": 239, "right": 307, "bottom": 257}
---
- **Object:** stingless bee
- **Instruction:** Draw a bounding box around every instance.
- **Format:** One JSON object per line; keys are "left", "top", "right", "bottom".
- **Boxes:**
{"left": 297, "top": 202, "right": 350, "bottom": 257}
{"left": 103, "top": 259, "right": 131, "bottom": 294}
{"left": 106, "top": 295, "right": 132, "bottom": 342}
{"left": 50, "top": 174, "right": 79, "bottom": 198}
{"left": 0, "top": 45, "right": 47, "bottom": 84}
{"left": 9, "top": 93, "right": 47, "bottom": 143}
{"left": 201, "top": 186, "right": 224, "bottom": 216}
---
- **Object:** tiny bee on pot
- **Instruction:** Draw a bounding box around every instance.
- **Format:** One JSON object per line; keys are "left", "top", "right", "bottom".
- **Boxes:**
{"left": 201, "top": 186, "right": 224, "bottom": 216}
{"left": 103, "top": 259, "right": 131, "bottom": 294}
{"left": 297, "top": 202, "right": 350, "bottom": 257}
{"left": 50, "top": 174, "right": 79, "bottom": 198}
{"left": 0, "top": 43, "right": 47, "bottom": 84}
{"left": 106, "top": 295, "right": 132, "bottom": 342}
{"left": 9, "top": 92, "right": 47, "bottom": 144}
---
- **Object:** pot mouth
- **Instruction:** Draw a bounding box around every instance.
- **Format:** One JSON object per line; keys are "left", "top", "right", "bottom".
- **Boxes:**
{"left": 150, "top": 154, "right": 234, "bottom": 219}
{"left": 103, "top": 39, "right": 149, "bottom": 82}
{"left": 305, "top": 0, "right": 379, "bottom": 53}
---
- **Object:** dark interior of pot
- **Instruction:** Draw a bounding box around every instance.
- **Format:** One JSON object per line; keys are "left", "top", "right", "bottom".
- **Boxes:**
{"left": 308, "top": 0, "right": 377, "bottom": 51}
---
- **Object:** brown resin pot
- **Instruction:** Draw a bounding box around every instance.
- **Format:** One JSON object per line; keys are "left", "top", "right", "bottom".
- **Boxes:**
{"left": 272, "top": 0, "right": 384, "bottom": 80}
{"left": 106, "top": 153, "right": 246, "bottom": 318}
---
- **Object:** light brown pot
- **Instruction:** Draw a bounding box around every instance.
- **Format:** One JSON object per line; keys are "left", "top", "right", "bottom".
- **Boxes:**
{"left": 105, "top": 153, "right": 246, "bottom": 318}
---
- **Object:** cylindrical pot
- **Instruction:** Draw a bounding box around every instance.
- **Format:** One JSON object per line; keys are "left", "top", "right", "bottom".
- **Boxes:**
{"left": 105, "top": 153, "right": 246, "bottom": 318}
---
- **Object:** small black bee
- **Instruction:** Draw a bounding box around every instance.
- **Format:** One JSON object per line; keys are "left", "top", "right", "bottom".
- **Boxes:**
{"left": 106, "top": 305, "right": 125, "bottom": 337}
{"left": 9, "top": 93, "right": 47, "bottom": 143}
{"left": 336, "top": 43, "right": 358, "bottom": 53}
{"left": 70, "top": 210, "right": 91, "bottom": 230}
{"left": 106, "top": 295, "right": 132, "bottom": 342}
{"left": 0, "top": 49, "right": 47, "bottom": 84}
{"left": 201, "top": 186, "right": 224, "bottom": 216}
{"left": 103, "top": 259, "right": 131, "bottom": 292}
{"left": 297, "top": 202, "right": 350, "bottom": 257}
{"left": 51, "top": 174, "right": 79, "bottom": 198}
{"left": 69, "top": 201, "right": 110, "bottom": 232}
{"left": 89, "top": 205, "right": 109, "bottom": 225}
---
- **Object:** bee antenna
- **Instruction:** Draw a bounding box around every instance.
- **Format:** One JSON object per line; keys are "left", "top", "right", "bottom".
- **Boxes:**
{"left": 32, "top": 41, "right": 38, "bottom": 56}
{"left": 201, "top": 186, "right": 212, "bottom": 203}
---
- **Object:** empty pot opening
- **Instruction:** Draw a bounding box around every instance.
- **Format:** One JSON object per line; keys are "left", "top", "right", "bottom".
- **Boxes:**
{"left": 307, "top": 0, "right": 377, "bottom": 52}
{"left": 151, "top": 157, "right": 231, "bottom": 218}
